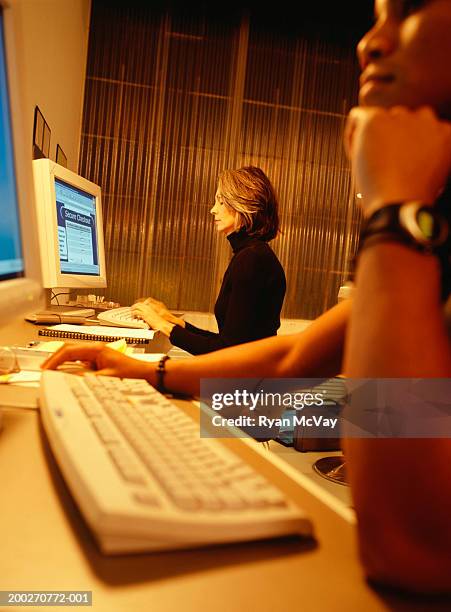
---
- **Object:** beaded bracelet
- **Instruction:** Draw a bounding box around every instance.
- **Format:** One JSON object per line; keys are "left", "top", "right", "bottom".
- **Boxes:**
{"left": 155, "top": 355, "right": 170, "bottom": 393}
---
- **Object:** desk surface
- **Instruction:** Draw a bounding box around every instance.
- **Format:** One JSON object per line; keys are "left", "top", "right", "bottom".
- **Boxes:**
{"left": 1, "top": 322, "right": 450, "bottom": 611}
{"left": 1, "top": 406, "right": 450, "bottom": 612}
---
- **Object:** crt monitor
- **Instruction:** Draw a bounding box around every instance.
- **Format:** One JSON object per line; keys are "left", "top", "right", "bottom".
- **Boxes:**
{"left": 32, "top": 158, "right": 107, "bottom": 290}
{"left": 0, "top": 2, "right": 43, "bottom": 327}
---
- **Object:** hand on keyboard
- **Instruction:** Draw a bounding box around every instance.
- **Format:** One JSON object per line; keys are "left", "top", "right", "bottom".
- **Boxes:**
{"left": 97, "top": 306, "right": 150, "bottom": 329}
{"left": 136, "top": 297, "right": 184, "bottom": 327}
{"left": 42, "top": 343, "right": 154, "bottom": 382}
{"left": 131, "top": 301, "right": 166, "bottom": 330}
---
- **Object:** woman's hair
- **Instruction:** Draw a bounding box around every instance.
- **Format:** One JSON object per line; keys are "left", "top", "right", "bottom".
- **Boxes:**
{"left": 217, "top": 166, "right": 280, "bottom": 241}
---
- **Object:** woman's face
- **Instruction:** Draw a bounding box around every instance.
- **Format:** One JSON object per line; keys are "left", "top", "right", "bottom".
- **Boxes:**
{"left": 210, "top": 191, "right": 237, "bottom": 235}
{"left": 358, "top": 0, "right": 451, "bottom": 119}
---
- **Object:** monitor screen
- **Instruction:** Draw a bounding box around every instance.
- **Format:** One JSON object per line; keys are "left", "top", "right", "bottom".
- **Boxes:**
{"left": 0, "top": 10, "right": 24, "bottom": 282}
{"left": 32, "top": 158, "right": 107, "bottom": 289}
{"left": 55, "top": 178, "right": 100, "bottom": 276}
{"left": 0, "top": 4, "right": 43, "bottom": 327}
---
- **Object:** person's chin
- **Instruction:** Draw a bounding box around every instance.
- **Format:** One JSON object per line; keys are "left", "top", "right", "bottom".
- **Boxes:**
{"left": 358, "top": 80, "right": 401, "bottom": 109}
{"left": 359, "top": 90, "right": 394, "bottom": 109}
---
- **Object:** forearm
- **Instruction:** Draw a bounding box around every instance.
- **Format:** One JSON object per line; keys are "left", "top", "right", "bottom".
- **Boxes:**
{"left": 343, "top": 243, "right": 451, "bottom": 591}
{"left": 163, "top": 334, "right": 295, "bottom": 396}
{"left": 163, "top": 298, "right": 350, "bottom": 396}
{"left": 169, "top": 314, "right": 185, "bottom": 327}
{"left": 184, "top": 322, "right": 217, "bottom": 337}
{"left": 343, "top": 243, "right": 451, "bottom": 377}
{"left": 169, "top": 323, "right": 227, "bottom": 355}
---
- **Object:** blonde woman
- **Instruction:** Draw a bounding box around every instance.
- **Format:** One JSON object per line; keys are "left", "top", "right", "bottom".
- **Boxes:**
{"left": 132, "top": 166, "right": 286, "bottom": 355}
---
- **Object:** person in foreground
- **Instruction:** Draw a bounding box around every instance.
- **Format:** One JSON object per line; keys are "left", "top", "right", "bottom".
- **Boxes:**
{"left": 131, "top": 166, "right": 286, "bottom": 355}
{"left": 43, "top": 0, "right": 451, "bottom": 594}
{"left": 341, "top": 0, "right": 451, "bottom": 594}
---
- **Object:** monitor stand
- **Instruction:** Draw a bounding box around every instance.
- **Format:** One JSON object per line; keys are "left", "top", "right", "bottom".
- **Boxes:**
{"left": 24, "top": 289, "right": 96, "bottom": 322}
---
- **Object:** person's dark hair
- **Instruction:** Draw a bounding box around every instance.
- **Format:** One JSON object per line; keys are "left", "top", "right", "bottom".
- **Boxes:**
{"left": 217, "top": 166, "right": 280, "bottom": 241}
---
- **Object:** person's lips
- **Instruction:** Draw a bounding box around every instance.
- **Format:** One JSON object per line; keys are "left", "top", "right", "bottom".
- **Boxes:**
{"left": 360, "top": 70, "right": 395, "bottom": 90}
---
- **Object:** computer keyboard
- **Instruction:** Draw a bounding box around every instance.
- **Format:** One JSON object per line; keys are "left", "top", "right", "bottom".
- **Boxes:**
{"left": 97, "top": 306, "right": 150, "bottom": 329}
{"left": 40, "top": 371, "right": 312, "bottom": 554}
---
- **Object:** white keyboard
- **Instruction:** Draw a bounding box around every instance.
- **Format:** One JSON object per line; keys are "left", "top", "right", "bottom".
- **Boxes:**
{"left": 40, "top": 371, "right": 312, "bottom": 554}
{"left": 97, "top": 306, "right": 150, "bottom": 329}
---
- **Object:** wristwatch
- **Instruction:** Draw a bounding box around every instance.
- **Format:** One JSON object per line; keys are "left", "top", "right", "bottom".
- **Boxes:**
{"left": 356, "top": 201, "right": 451, "bottom": 301}
{"left": 359, "top": 201, "right": 449, "bottom": 255}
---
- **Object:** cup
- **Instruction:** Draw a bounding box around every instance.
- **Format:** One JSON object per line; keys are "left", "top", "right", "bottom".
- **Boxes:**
{"left": 0, "top": 346, "right": 20, "bottom": 377}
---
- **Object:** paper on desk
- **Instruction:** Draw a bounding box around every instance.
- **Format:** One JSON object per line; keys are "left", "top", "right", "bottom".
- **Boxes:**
{"left": 1, "top": 370, "right": 41, "bottom": 385}
{"left": 0, "top": 370, "right": 40, "bottom": 409}
{"left": 49, "top": 324, "right": 156, "bottom": 340}
{"left": 34, "top": 341, "right": 65, "bottom": 352}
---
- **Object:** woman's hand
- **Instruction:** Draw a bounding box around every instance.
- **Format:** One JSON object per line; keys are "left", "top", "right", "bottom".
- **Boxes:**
{"left": 41, "top": 342, "right": 155, "bottom": 381}
{"left": 344, "top": 105, "right": 451, "bottom": 218}
{"left": 134, "top": 297, "right": 185, "bottom": 328}
{"left": 143, "top": 297, "right": 171, "bottom": 318}
{"left": 131, "top": 301, "right": 176, "bottom": 337}
{"left": 132, "top": 301, "right": 163, "bottom": 328}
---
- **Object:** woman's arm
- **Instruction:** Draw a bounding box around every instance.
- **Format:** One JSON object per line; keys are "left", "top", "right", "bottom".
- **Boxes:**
{"left": 168, "top": 321, "right": 227, "bottom": 354}
{"left": 136, "top": 246, "right": 285, "bottom": 355}
{"left": 165, "top": 296, "right": 350, "bottom": 396}
{"left": 343, "top": 244, "right": 451, "bottom": 593}
{"left": 132, "top": 299, "right": 222, "bottom": 351}
{"left": 131, "top": 291, "right": 253, "bottom": 354}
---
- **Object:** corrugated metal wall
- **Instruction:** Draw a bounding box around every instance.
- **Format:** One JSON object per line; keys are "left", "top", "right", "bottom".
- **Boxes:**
{"left": 79, "top": 2, "right": 363, "bottom": 319}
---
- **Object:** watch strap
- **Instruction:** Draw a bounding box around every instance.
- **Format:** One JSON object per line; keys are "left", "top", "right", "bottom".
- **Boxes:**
{"left": 356, "top": 202, "right": 451, "bottom": 301}
{"left": 359, "top": 203, "right": 449, "bottom": 255}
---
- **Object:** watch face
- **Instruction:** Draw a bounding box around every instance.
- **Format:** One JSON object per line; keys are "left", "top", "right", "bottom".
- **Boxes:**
{"left": 400, "top": 202, "right": 449, "bottom": 247}
{"left": 417, "top": 208, "right": 439, "bottom": 240}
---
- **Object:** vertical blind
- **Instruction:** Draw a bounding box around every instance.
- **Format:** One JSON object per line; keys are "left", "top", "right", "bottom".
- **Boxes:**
{"left": 79, "top": 1, "right": 364, "bottom": 320}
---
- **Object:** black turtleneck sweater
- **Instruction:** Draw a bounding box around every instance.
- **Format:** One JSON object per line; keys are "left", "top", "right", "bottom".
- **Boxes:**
{"left": 169, "top": 229, "right": 286, "bottom": 355}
